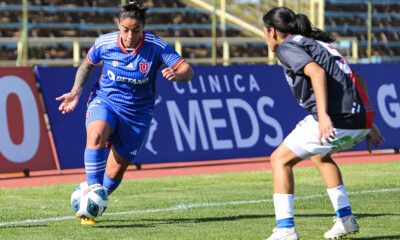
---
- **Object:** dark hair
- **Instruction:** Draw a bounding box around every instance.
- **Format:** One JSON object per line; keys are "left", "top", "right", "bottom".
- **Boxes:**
{"left": 119, "top": 0, "right": 148, "bottom": 23}
{"left": 263, "top": 7, "right": 335, "bottom": 43}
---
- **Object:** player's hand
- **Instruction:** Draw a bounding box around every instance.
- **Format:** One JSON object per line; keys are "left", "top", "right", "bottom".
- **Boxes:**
{"left": 318, "top": 114, "right": 335, "bottom": 145}
{"left": 161, "top": 67, "right": 180, "bottom": 81}
{"left": 366, "top": 123, "right": 385, "bottom": 153}
{"left": 56, "top": 92, "right": 80, "bottom": 115}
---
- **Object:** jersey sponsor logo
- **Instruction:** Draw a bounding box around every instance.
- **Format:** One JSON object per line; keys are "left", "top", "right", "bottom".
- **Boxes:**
{"left": 102, "top": 44, "right": 116, "bottom": 50}
{"left": 107, "top": 70, "right": 149, "bottom": 85}
{"left": 139, "top": 62, "right": 149, "bottom": 73}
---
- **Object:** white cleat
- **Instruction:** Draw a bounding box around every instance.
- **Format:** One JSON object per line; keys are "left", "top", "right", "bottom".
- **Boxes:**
{"left": 324, "top": 214, "right": 359, "bottom": 239}
{"left": 266, "top": 227, "right": 299, "bottom": 240}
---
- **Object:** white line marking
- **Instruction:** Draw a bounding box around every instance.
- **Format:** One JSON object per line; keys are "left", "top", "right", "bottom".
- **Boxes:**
{"left": 1, "top": 188, "right": 399, "bottom": 227}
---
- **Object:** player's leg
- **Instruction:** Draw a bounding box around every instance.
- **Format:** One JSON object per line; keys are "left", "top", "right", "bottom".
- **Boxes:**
{"left": 310, "top": 154, "right": 343, "bottom": 188}
{"left": 267, "top": 115, "right": 331, "bottom": 240}
{"left": 311, "top": 154, "right": 359, "bottom": 239}
{"left": 267, "top": 143, "right": 301, "bottom": 240}
{"left": 102, "top": 117, "right": 150, "bottom": 196}
{"left": 80, "top": 120, "right": 113, "bottom": 224}
{"left": 84, "top": 97, "right": 116, "bottom": 185}
{"left": 79, "top": 99, "right": 117, "bottom": 224}
{"left": 102, "top": 145, "right": 130, "bottom": 195}
{"left": 310, "top": 127, "right": 370, "bottom": 239}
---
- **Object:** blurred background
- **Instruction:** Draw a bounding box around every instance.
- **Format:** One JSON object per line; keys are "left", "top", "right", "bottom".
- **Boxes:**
{"left": 1, "top": 0, "right": 399, "bottom": 67}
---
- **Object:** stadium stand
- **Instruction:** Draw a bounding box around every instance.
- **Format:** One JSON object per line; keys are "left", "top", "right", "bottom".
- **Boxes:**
{"left": 325, "top": 0, "right": 400, "bottom": 61}
{"left": 0, "top": 0, "right": 399, "bottom": 64}
{"left": 0, "top": 0, "right": 257, "bottom": 63}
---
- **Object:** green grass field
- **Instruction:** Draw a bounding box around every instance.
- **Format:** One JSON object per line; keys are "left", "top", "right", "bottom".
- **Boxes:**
{"left": 0, "top": 161, "right": 399, "bottom": 240}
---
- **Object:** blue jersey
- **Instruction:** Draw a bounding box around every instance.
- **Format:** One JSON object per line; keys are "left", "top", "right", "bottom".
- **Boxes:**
{"left": 87, "top": 31, "right": 184, "bottom": 124}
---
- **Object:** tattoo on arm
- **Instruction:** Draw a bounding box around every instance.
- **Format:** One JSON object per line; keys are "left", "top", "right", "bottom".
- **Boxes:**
{"left": 71, "top": 58, "right": 95, "bottom": 96}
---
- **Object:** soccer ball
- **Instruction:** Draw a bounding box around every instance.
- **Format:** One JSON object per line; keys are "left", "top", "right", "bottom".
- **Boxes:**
{"left": 71, "top": 181, "right": 108, "bottom": 218}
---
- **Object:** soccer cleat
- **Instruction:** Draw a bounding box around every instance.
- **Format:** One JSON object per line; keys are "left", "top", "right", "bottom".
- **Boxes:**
{"left": 266, "top": 227, "right": 299, "bottom": 240}
{"left": 76, "top": 213, "right": 96, "bottom": 224}
{"left": 324, "top": 214, "right": 359, "bottom": 239}
{"left": 80, "top": 217, "right": 96, "bottom": 225}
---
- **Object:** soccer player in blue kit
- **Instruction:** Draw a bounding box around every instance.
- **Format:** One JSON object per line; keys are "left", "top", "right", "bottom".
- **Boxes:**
{"left": 56, "top": 1, "right": 194, "bottom": 224}
{"left": 261, "top": 7, "right": 384, "bottom": 240}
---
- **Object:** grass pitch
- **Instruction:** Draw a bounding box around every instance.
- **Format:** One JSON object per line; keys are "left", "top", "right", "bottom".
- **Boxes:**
{"left": 0, "top": 161, "right": 399, "bottom": 240}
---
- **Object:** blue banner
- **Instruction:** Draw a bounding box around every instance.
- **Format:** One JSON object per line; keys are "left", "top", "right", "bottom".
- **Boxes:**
{"left": 349, "top": 64, "right": 400, "bottom": 151}
{"left": 35, "top": 66, "right": 102, "bottom": 169}
{"left": 36, "top": 64, "right": 400, "bottom": 169}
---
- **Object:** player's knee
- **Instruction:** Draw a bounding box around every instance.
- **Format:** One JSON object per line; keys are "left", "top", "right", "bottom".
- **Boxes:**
{"left": 87, "top": 130, "right": 107, "bottom": 148}
{"left": 270, "top": 150, "right": 281, "bottom": 168}
{"left": 270, "top": 150, "right": 296, "bottom": 169}
{"left": 106, "top": 167, "right": 125, "bottom": 180}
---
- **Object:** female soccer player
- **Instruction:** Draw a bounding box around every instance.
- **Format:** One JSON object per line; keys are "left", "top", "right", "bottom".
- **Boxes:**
{"left": 262, "top": 7, "right": 384, "bottom": 240}
{"left": 56, "top": 1, "right": 194, "bottom": 224}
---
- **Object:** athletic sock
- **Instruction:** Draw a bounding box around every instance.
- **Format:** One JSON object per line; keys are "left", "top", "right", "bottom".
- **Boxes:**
{"left": 274, "top": 193, "right": 295, "bottom": 228}
{"left": 103, "top": 173, "right": 122, "bottom": 196}
{"left": 327, "top": 184, "right": 353, "bottom": 218}
{"left": 84, "top": 148, "right": 106, "bottom": 185}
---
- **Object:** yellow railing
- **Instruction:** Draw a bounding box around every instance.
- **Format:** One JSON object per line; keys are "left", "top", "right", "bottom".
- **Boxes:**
{"left": 0, "top": 36, "right": 358, "bottom": 66}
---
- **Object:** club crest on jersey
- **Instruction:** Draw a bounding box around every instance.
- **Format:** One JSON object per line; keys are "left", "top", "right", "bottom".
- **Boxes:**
{"left": 112, "top": 60, "right": 119, "bottom": 67}
{"left": 139, "top": 62, "right": 149, "bottom": 73}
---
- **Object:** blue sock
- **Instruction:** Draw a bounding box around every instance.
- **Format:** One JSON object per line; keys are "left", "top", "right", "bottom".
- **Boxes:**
{"left": 103, "top": 173, "right": 122, "bottom": 196}
{"left": 84, "top": 148, "right": 106, "bottom": 185}
{"left": 276, "top": 218, "right": 295, "bottom": 228}
{"left": 336, "top": 206, "right": 352, "bottom": 218}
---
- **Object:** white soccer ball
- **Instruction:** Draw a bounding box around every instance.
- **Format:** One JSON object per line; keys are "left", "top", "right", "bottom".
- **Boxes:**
{"left": 71, "top": 181, "right": 108, "bottom": 218}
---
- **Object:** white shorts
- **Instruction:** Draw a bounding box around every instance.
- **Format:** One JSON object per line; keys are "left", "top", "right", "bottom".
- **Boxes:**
{"left": 284, "top": 115, "right": 370, "bottom": 159}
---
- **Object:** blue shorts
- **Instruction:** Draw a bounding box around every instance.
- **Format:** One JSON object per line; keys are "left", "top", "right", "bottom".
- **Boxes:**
{"left": 85, "top": 95, "right": 150, "bottom": 161}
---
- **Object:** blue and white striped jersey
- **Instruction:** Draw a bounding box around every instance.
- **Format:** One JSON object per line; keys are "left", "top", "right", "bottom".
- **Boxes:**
{"left": 87, "top": 31, "right": 184, "bottom": 123}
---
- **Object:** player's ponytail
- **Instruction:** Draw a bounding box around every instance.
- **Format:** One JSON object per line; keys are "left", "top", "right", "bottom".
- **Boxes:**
{"left": 263, "top": 7, "right": 335, "bottom": 43}
{"left": 119, "top": 0, "right": 148, "bottom": 23}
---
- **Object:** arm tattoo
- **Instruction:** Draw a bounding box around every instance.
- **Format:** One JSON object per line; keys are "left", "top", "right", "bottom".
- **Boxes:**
{"left": 71, "top": 58, "right": 95, "bottom": 96}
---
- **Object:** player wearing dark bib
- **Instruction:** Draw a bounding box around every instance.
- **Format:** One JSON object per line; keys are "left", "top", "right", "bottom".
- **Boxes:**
{"left": 262, "top": 7, "right": 384, "bottom": 240}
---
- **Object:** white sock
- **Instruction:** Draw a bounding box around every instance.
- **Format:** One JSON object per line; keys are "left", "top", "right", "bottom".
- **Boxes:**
{"left": 327, "top": 185, "right": 351, "bottom": 212}
{"left": 273, "top": 193, "right": 294, "bottom": 221}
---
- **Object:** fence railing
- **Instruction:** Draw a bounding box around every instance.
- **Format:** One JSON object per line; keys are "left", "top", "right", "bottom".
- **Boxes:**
{"left": 0, "top": 36, "right": 359, "bottom": 66}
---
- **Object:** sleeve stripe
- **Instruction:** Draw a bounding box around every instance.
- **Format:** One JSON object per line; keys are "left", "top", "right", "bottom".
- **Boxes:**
{"left": 86, "top": 55, "right": 98, "bottom": 65}
{"left": 172, "top": 58, "right": 184, "bottom": 70}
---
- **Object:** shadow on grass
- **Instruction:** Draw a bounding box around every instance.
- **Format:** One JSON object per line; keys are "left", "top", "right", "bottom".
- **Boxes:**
{"left": 94, "top": 222, "right": 156, "bottom": 229}
{"left": 95, "top": 211, "right": 400, "bottom": 240}
{"left": 354, "top": 236, "right": 400, "bottom": 240}
{"left": 353, "top": 213, "right": 400, "bottom": 219}
{"left": 95, "top": 214, "right": 274, "bottom": 228}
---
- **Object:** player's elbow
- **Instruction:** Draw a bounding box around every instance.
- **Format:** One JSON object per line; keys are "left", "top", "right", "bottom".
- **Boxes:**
{"left": 180, "top": 67, "right": 194, "bottom": 83}
{"left": 185, "top": 68, "right": 194, "bottom": 82}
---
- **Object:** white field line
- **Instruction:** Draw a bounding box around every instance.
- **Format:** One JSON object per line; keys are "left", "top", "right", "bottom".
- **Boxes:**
{"left": 1, "top": 188, "right": 399, "bottom": 227}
